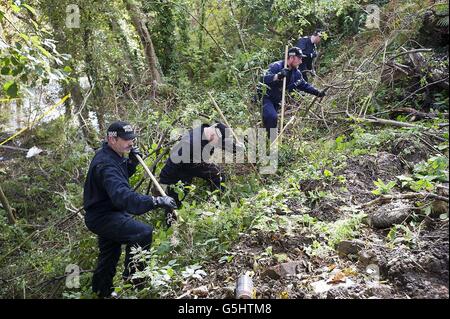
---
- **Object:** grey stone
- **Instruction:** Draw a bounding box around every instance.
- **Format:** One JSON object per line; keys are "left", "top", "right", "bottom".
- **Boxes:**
{"left": 261, "top": 261, "right": 304, "bottom": 280}
{"left": 369, "top": 200, "right": 412, "bottom": 229}
{"left": 337, "top": 240, "right": 365, "bottom": 257}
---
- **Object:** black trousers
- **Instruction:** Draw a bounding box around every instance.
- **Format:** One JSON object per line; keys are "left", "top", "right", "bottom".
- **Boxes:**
{"left": 160, "top": 162, "right": 225, "bottom": 207}
{"left": 85, "top": 213, "right": 153, "bottom": 297}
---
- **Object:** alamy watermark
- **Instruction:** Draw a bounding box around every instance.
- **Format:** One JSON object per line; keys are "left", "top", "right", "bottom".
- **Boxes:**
{"left": 65, "top": 264, "right": 80, "bottom": 289}
{"left": 365, "top": 4, "right": 381, "bottom": 29}
{"left": 167, "top": 121, "right": 279, "bottom": 174}
{"left": 66, "top": 4, "right": 80, "bottom": 28}
{"left": 366, "top": 263, "right": 381, "bottom": 283}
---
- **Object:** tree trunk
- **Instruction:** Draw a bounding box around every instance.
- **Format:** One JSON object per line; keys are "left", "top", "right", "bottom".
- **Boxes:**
{"left": 83, "top": 29, "right": 106, "bottom": 133}
{"left": 70, "top": 79, "right": 96, "bottom": 147}
{"left": 108, "top": 17, "right": 141, "bottom": 80}
{"left": 228, "top": 1, "right": 247, "bottom": 52}
{"left": 0, "top": 184, "right": 16, "bottom": 225}
{"left": 198, "top": 0, "right": 206, "bottom": 51}
{"left": 124, "top": 0, "right": 162, "bottom": 84}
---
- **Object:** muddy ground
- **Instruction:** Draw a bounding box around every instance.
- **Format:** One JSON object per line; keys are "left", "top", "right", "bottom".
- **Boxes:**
{"left": 170, "top": 141, "right": 449, "bottom": 299}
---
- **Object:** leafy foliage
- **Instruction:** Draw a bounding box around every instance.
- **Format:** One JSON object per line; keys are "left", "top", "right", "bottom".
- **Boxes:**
{"left": 0, "top": 2, "right": 69, "bottom": 98}
{"left": 0, "top": 0, "right": 448, "bottom": 299}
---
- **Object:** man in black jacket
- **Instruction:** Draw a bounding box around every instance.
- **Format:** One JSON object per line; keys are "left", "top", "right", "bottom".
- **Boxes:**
{"left": 159, "top": 122, "right": 241, "bottom": 208}
{"left": 83, "top": 121, "right": 177, "bottom": 298}
{"left": 260, "top": 47, "right": 325, "bottom": 133}
{"left": 296, "top": 29, "right": 323, "bottom": 82}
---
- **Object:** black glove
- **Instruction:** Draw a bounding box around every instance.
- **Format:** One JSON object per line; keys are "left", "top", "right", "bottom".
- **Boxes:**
{"left": 129, "top": 146, "right": 142, "bottom": 163}
{"left": 276, "top": 68, "right": 289, "bottom": 80}
{"left": 317, "top": 90, "right": 326, "bottom": 98}
{"left": 155, "top": 196, "right": 177, "bottom": 210}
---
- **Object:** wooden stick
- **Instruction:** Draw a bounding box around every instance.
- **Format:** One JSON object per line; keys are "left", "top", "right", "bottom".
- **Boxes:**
{"left": 270, "top": 116, "right": 295, "bottom": 148}
{"left": 135, "top": 154, "right": 180, "bottom": 222}
{"left": 0, "top": 145, "right": 29, "bottom": 152}
{"left": 300, "top": 86, "right": 330, "bottom": 118}
{"left": 0, "top": 184, "right": 16, "bottom": 224}
{"left": 208, "top": 92, "right": 241, "bottom": 143}
{"left": 389, "top": 48, "right": 432, "bottom": 60}
{"left": 360, "top": 192, "right": 449, "bottom": 208}
{"left": 279, "top": 45, "right": 289, "bottom": 146}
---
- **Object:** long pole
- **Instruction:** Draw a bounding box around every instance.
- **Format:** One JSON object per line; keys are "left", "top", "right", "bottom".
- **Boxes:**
{"left": 208, "top": 92, "right": 241, "bottom": 143}
{"left": 135, "top": 154, "right": 180, "bottom": 223}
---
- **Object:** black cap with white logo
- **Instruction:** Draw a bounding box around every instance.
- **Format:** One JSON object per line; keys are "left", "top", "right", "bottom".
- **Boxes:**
{"left": 107, "top": 121, "right": 136, "bottom": 140}
{"left": 288, "top": 47, "right": 307, "bottom": 58}
{"left": 211, "top": 122, "right": 229, "bottom": 140}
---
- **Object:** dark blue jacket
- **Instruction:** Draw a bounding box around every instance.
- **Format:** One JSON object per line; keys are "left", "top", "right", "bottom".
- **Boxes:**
{"left": 83, "top": 142, "right": 158, "bottom": 218}
{"left": 262, "top": 60, "right": 320, "bottom": 104}
{"left": 160, "top": 124, "right": 219, "bottom": 184}
{"left": 296, "top": 36, "right": 317, "bottom": 71}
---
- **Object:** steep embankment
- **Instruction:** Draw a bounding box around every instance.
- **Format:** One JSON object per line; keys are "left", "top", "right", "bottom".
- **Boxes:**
{"left": 166, "top": 2, "right": 449, "bottom": 299}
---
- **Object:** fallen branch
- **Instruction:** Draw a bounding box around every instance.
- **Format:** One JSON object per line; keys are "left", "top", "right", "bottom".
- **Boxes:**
{"left": 0, "top": 145, "right": 29, "bottom": 152}
{"left": 353, "top": 116, "right": 447, "bottom": 142}
{"left": 34, "top": 269, "right": 94, "bottom": 289}
{"left": 360, "top": 192, "right": 449, "bottom": 208}
{"left": 389, "top": 48, "right": 432, "bottom": 61}
{"left": 0, "top": 206, "right": 84, "bottom": 265}
{"left": 302, "top": 87, "right": 330, "bottom": 118}
{"left": 389, "top": 107, "right": 438, "bottom": 121}
{"left": 353, "top": 115, "right": 419, "bottom": 128}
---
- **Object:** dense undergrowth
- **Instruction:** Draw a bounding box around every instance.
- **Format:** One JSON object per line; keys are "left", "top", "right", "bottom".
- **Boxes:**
{"left": 0, "top": 0, "right": 448, "bottom": 298}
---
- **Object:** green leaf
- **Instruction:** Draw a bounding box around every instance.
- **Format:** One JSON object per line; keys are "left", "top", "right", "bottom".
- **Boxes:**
{"left": 3, "top": 81, "right": 19, "bottom": 98}
{"left": 11, "top": 4, "right": 21, "bottom": 13}
{"left": 37, "top": 45, "right": 52, "bottom": 58}
{"left": 22, "top": 3, "right": 37, "bottom": 16}
{"left": 371, "top": 189, "right": 381, "bottom": 195}
{"left": 63, "top": 66, "right": 73, "bottom": 73}
{"left": 2, "top": 57, "right": 10, "bottom": 66}
{"left": 19, "top": 33, "right": 30, "bottom": 42}
{"left": 1, "top": 66, "right": 11, "bottom": 75}
{"left": 373, "top": 178, "right": 384, "bottom": 188}
{"left": 386, "top": 181, "right": 397, "bottom": 188}
{"left": 30, "top": 19, "right": 39, "bottom": 30}
{"left": 397, "top": 175, "right": 413, "bottom": 182}
{"left": 11, "top": 65, "right": 23, "bottom": 76}
{"left": 166, "top": 267, "right": 175, "bottom": 277}
{"left": 323, "top": 169, "right": 334, "bottom": 178}
{"left": 274, "top": 253, "right": 289, "bottom": 263}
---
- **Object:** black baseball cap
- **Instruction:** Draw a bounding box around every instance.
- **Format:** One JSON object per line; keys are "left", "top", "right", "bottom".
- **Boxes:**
{"left": 107, "top": 121, "right": 136, "bottom": 140}
{"left": 313, "top": 29, "right": 324, "bottom": 36}
{"left": 288, "top": 47, "right": 307, "bottom": 58}
{"left": 211, "top": 122, "right": 229, "bottom": 140}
